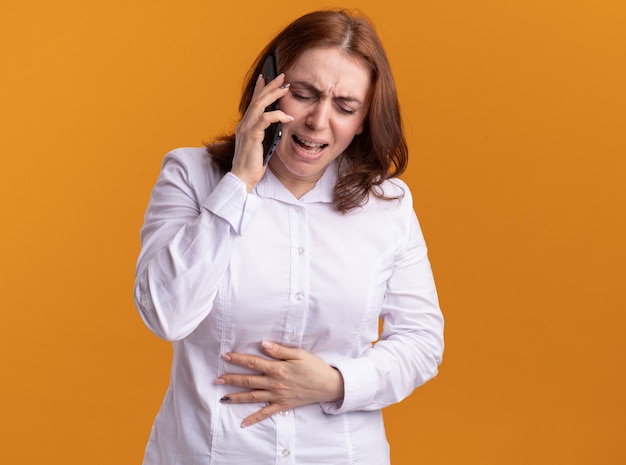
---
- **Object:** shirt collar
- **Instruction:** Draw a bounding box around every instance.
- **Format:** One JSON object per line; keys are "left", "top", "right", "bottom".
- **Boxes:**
{"left": 254, "top": 159, "right": 337, "bottom": 205}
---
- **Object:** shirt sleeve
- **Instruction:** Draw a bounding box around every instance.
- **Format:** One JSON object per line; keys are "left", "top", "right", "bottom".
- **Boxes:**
{"left": 322, "top": 197, "right": 444, "bottom": 414}
{"left": 133, "top": 149, "right": 262, "bottom": 341}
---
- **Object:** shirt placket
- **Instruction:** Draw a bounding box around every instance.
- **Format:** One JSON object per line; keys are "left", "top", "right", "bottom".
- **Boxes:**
{"left": 274, "top": 203, "right": 309, "bottom": 463}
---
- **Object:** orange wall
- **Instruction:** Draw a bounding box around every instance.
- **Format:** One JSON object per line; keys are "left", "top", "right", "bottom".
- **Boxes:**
{"left": 1, "top": 1, "right": 624, "bottom": 464}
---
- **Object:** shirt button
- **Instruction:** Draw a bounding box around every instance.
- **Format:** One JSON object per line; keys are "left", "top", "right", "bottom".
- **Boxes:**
{"left": 294, "top": 206, "right": 303, "bottom": 214}
{"left": 281, "top": 449, "right": 290, "bottom": 457}
{"left": 279, "top": 410, "right": 289, "bottom": 416}
{"left": 296, "top": 247, "right": 305, "bottom": 256}
{"left": 294, "top": 291, "right": 304, "bottom": 301}
{"left": 140, "top": 296, "right": 149, "bottom": 308}
{"left": 288, "top": 332, "right": 298, "bottom": 342}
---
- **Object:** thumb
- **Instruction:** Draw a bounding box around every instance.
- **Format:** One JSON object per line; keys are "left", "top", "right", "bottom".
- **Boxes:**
{"left": 261, "top": 340, "right": 301, "bottom": 360}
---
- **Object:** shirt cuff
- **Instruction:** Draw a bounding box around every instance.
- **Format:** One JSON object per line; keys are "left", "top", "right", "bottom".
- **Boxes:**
{"left": 320, "top": 357, "right": 379, "bottom": 414}
{"left": 201, "top": 172, "right": 261, "bottom": 234}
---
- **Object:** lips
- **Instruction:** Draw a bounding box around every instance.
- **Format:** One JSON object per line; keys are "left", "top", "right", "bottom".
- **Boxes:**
{"left": 292, "top": 135, "right": 328, "bottom": 154}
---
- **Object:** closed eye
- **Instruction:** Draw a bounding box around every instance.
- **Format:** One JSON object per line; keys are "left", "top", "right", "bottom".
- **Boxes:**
{"left": 337, "top": 105, "right": 357, "bottom": 115}
{"left": 291, "top": 90, "right": 315, "bottom": 101}
{"left": 290, "top": 87, "right": 360, "bottom": 115}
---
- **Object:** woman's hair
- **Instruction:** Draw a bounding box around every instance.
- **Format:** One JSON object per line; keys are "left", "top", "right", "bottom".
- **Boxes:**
{"left": 207, "top": 9, "right": 408, "bottom": 212}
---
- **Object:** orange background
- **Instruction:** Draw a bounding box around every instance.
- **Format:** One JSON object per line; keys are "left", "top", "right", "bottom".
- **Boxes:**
{"left": 1, "top": 1, "right": 624, "bottom": 464}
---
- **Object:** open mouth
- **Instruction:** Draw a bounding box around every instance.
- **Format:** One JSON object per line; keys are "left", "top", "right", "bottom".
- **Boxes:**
{"left": 293, "top": 135, "right": 328, "bottom": 154}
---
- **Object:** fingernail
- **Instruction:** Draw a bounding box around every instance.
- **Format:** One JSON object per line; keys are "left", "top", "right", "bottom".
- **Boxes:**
{"left": 241, "top": 420, "right": 252, "bottom": 428}
{"left": 261, "top": 341, "right": 274, "bottom": 350}
{"left": 220, "top": 396, "right": 231, "bottom": 403}
{"left": 215, "top": 378, "right": 225, "bottom": 385}
{"left": 221, "top": 353, "right": 232, "bottom": 362}
{"left": 279, "top": 82, "right": 290, "bottom": 89}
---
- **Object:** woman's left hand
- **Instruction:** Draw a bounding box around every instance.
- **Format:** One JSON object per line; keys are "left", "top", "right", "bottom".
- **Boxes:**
{"left": 216, "top": 341, "right": 345, "bottom": 428}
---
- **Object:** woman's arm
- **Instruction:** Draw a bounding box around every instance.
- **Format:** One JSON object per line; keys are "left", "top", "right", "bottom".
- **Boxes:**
{"left": 326, "top": 210, "right": 444, "bottom": 413}
{"left": 217, "top": 193, "right": 444, "bottom": 422}
{"left": 135, "top": 77, "right": 293, "bottom": 341}
{"left": 134, "top": 149, "right": 261, "bottom": 341}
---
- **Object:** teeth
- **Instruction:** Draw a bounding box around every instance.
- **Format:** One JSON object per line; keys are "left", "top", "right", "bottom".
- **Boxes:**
{"left": 296, "top": 136, "right": 325, "bottom": 148}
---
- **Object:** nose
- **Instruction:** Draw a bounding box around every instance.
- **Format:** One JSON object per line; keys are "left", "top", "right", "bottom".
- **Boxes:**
{"left": 305, "top": 100, "right": 331, "bottom": 130}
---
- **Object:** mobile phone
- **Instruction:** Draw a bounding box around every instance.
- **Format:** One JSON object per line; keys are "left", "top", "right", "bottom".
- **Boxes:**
{"left": 262, "top": 53, "right": 282, "bottom": 165}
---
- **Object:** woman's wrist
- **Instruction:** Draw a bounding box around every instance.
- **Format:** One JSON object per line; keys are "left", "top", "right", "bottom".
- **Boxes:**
{"left": 229, "top": 170, "right": 255, "bottom": 193}
{"left": 326, "top": 367, "right": 345, "bottom": 403}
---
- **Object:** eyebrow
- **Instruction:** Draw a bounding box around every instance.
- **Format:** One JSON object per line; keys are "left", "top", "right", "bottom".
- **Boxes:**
{"left": 291, "top": 81, "right": 365, "bottom": 106}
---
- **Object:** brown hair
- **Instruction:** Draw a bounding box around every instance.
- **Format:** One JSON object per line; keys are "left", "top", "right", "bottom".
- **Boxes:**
{"left": 207, "top": 9, "right": 408, "bottom": 212}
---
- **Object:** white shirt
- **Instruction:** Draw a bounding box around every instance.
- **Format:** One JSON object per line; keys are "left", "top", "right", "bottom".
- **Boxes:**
{"left": 134, "top": 147, "right": 444, "bottom": 465}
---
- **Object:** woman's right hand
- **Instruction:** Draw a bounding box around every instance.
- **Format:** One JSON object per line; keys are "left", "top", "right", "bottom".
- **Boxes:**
{"left": 231, "top": 73, "right": 293, "bottom": 192}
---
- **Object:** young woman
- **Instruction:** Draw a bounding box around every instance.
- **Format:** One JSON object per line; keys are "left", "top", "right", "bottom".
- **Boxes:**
{"left": 134, "top": 9, "right": 444, "bottom": 464}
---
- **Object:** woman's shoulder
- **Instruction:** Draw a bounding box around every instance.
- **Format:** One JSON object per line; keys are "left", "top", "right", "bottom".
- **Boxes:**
{"left": 162, "top": 146, "right": 214, "bottom": 169}
{"left": 160, "top": 146, "right": 222, "bottom": 186}
{"left": 370, "top": 177, "right": 414, "bottom": 211}
{"left": 380, "top": 176, "right": 411, "bottom": 197}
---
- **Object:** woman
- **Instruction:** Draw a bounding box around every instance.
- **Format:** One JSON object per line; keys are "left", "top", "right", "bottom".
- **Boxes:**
{"left": 134, "top": 9, "right": 444, "bottom": 465}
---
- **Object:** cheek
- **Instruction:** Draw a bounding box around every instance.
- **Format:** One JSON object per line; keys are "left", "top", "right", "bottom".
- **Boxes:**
{"left": 337, "top": 111, "right": 367, "bottom": 136}
{"left": 337, "top": 120, "right": 365, "bottom": 143}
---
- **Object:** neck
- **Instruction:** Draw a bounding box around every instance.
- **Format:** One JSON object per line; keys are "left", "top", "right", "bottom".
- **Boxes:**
{"left": 267, "top": 160, "right": 323, "bottom": 199}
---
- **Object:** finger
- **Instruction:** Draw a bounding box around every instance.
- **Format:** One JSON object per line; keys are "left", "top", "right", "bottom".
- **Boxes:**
{"left": 219, "top": 389, "right": 272, "bottom": 404}
{"left": 255, "top": 74, "right": 290, "bottom": 111}
{"left": 261, "top": 340, "right": 303, "bottom": 361}
{"left": 253, "top": 73, "right": 264, "bottom": 91}
{"left": 250, "top": 72, "right": 284, "bottom": 100}
{"left": 217, "top": 372, "right": 263, "bottom": 388}
{"left": 221, "top": 352, "right": 274, "bottom": 373}
{"left": 262, "top": 71, "right": 286, "bottom": 87}
{"left": 244, "top": 74, "right": 267, "bottom": 115}
{"left": 240, "top": 403, "right": 286, "bottom": 428}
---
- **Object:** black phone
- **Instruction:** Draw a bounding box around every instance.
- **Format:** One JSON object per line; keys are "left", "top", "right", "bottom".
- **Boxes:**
{"left": 262, "top": 53, "right": 282, "bottom": 165}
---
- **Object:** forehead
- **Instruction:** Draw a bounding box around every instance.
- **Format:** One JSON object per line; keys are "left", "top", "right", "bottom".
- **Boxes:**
{"left": 286, "top": 47, "right": 372, "bottom": 98}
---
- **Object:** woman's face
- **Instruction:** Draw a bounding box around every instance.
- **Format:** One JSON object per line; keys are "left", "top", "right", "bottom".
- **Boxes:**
{"left": 268, "top": 46, "right": 371, "bottom": 195}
